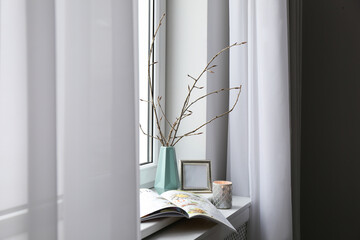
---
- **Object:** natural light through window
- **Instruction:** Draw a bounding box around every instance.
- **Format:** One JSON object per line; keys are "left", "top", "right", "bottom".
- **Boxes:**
{"left": 139, "top": 1, "right": 153, "bottom": 165}
{"left": 138, "top": 0, "right": 165, "bottom": 187}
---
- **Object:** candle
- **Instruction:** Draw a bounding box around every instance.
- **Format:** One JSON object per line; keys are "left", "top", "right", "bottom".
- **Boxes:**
{"left": 212, "top": 180, "right": 232, "bottom": 209}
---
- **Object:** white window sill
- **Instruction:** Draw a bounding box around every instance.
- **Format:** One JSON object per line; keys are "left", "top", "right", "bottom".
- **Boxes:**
{"left": 140, "top": 195, "right": 251, "bottom": 239}
{"left": 140, "top": 162, "right": 157, "bottom": 188}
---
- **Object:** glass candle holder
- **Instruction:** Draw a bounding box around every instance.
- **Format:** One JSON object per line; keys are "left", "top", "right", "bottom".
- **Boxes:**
{"left": 212, "top": 181, "right": 232, "bottom": 209}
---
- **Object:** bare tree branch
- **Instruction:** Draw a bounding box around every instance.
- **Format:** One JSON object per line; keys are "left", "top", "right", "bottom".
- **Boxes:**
{"left": 184, "top": 87, "right": 240, "bottom": 113}
{"left": 157, "top": 97, "right": 172, "bottom": 129}
{"left": 168, "top": 42, "right": 246, "bottom": 145}
{"left": 142, "top": 12, "right": 246, "bottom": 146}
{"left": 172, "top": 85, "right": 242, "bottom": 146}
{"left": 173, "top": 132, "right": 203, "bottom": 139}
{"left": 139, "top": 124, "right": 162, "bottom": 142}
{"left": 147, "top": 13, "right": 167, "bottom": 145}
{"left": 187, "top": 74, "right": 197, "bottom": 82}
{"left": 208, "top": 64, "right": 217, "bottom": 70}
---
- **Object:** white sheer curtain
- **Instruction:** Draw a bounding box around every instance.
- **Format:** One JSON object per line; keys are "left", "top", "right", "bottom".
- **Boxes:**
{"left": 227, "top": 0, "right": 292, "bottom": 239}
{"left": 0, "top": 0, "right": 139, "bottom": 239}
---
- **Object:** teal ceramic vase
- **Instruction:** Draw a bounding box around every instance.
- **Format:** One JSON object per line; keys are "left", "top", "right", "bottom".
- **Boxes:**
{"left": 154, "top": 146, "right": 180, "bottom": 194}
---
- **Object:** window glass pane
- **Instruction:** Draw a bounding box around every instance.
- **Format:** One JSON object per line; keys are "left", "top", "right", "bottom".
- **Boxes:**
{"left": 138, "top": 1, "right": 151, "bottom": 164}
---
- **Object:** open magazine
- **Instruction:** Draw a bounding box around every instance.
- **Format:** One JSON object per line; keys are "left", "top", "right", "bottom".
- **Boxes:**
{"left": 140, "top": 189, "right": 236, "bottom": 232}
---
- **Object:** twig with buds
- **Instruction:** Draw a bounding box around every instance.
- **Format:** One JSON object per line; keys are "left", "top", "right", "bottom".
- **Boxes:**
{"left": 140, "top": 13, "right": 246, "bottom": 147}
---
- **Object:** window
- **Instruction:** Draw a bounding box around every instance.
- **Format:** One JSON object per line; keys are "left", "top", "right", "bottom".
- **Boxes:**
{"left": 138, "top": 0, "right": 154, "bottom": 166}
{"left": 138, "top": 0, "right": 166, "bottom": 187}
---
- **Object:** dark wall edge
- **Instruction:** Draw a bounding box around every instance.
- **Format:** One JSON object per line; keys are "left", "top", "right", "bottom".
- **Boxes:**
{"left": 288, "top": 0, "right": 302, "bottom": 239}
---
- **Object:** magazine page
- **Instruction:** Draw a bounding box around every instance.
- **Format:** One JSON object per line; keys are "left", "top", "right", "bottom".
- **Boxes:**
{"left": 161, "top": 190, "right": 236, "bottom": 232}
{"left": 140, "top": 188, "right": 186, "bottom": 221}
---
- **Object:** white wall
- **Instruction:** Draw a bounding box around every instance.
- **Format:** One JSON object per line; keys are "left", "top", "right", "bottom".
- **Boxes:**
{"left": 166, "top": 1, "right": 234, "bottom": 181}
{"left": 166, "top": 0, "right": 208, "bottom": 160}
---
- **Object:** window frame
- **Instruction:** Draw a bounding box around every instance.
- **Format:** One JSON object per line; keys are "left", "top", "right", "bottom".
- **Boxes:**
{"left": 139, "top": 0, "right": 166, "bottom": 188}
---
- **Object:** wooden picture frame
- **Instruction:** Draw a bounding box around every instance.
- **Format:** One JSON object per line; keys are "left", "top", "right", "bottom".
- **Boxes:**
{"left": 180, "top": 160, "right": 212, "bottom": 193}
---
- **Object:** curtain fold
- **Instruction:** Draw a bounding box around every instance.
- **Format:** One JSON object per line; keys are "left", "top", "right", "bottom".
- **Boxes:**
{"left": 26, "top": 0, "right": 58, "bottom": 239}
{"left": 228, "top": 0, "right": 292, "bottom": 239}
{"left": 0, "top": 0, "right": 139, "bottom": 239}
{"left": 57, "top": 0, "right": 140, "bottom": 239}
